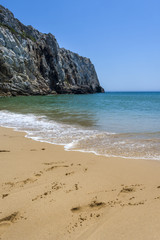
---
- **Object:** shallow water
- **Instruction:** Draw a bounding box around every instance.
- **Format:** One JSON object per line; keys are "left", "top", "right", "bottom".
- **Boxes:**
{"left": 0, "top": 92, "right": 160, "bottom": 160}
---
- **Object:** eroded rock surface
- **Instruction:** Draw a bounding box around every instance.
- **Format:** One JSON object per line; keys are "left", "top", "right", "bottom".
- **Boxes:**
{"left": 0, "top": 5, "right": 104, "bottom": 96}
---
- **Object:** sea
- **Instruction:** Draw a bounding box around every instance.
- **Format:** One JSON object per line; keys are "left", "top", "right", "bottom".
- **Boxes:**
{"left": 0, "top": 92, "right": 160, "bottom": 160}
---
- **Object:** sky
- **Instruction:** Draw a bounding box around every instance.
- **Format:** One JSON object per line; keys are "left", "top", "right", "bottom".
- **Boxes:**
{"left": 1, "top": 0, "right": 160, "bottom": 91}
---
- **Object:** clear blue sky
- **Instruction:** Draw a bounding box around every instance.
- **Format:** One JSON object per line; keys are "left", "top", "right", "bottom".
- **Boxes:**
{"left": 1, "top": 0, "right": 160, "bottom": 91}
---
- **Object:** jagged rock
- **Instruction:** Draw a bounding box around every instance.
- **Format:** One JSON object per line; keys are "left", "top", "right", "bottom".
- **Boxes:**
{"left": 0, "top": 5, "right": 104, "bottom": 96}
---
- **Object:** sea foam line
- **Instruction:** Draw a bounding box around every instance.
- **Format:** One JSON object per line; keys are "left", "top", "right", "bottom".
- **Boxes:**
{"left": 0, "top": 110, "right": 159, "bottom": 161}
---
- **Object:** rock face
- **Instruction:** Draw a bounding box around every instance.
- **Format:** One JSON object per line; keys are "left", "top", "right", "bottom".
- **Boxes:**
{"left": 0, "top": 5, "right": 104, "bottom": 96}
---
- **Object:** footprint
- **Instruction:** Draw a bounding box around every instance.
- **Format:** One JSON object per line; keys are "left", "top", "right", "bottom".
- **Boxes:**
{"left": 22, "top": 178, "right": 36, "bottom": 185}
{"left": 0, "top": 212, "right": 19, "bottom": 235}
{"left": 4, "top": 182, "right": 15, "bottom": 188}
{"left": 2, "top": 194, "right": 9, "bottom": 199}
{"left": 46, "top": 165, "right": 69, "bottom": 171}
{"left": 0, "top": 150, "right": 10, "bottom": 153}
{"left": 34, "top": 173, "right": 41, "bottom": 177}
{"left": 120, "top": 187, "right": 135, "bottom": 193}
{"left": 89, "top": 200, "right": 106, "bottom": 209}
{"left": 71, "top": 200, "right": 106, "bottom": 213}
{"left": 43, "top": 161, "right": 64, "bottom": 165}
{"left": 0, "top": 212, "right": 18, "bottom": 223}
{"left": 75, "top": 184, "right": 79, "bottom": 190}
{"left": 69, "top": 202, "right": 105, "bottom": 234}
{"left": 32, "top": 190, "right": 52, "bottom": 201}
{"left": 32, "top": 182, "right": 65, "bottom": 201}
{"left": 4, "top": 178, "right": 37, "bottom": 190}
{"left": 71, "top": 206, "right": 82, "bottom": 213}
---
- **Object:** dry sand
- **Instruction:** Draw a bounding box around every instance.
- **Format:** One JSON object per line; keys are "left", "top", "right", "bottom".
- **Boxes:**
{"left": 0, "top": 126, "right": 160, "bottom": 240}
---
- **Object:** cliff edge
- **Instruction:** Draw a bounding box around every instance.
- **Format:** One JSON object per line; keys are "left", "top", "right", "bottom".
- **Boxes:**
{"left": 0, "top": 5, "right": 104, "bottom": 96}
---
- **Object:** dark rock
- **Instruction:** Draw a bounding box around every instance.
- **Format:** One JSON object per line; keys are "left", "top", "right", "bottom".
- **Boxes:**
{"left": 0, "top": 5, "right": 104, "bottom": 96}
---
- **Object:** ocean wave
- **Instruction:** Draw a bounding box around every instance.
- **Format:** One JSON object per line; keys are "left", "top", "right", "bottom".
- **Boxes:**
{"left": 0, "top": 110, "right": 99, "bottom": 144}
{"left": 0, "top": 110, "right": 160, "bottom": 161}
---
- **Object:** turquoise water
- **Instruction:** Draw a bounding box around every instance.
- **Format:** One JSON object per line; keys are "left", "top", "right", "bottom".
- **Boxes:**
{"left": 0, "top": 92, "right": 160, "bottom": 160}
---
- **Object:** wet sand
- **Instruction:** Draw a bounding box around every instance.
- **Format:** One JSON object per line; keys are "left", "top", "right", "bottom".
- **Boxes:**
{"left": 0, "top": 126, "right": 160, "bottom": 240}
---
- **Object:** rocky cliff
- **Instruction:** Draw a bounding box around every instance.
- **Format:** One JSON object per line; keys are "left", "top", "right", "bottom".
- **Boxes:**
{"left": 0, "top": 5, "right": 104, "bottom": 96}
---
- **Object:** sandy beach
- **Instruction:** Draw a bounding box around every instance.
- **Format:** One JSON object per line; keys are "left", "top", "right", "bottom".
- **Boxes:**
{"left": 0, "top": 126, "right": 160, "bottom": 240}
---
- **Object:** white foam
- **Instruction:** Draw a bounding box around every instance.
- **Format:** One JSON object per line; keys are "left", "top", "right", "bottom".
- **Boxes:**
{"left": 0, "top": 110, "right": 99, "bottom": 146}
{"left": 0, "top": 110, "right": 160, "bottom": 161}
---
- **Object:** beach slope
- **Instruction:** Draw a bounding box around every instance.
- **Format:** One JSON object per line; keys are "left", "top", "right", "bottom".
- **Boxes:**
{"left": 0, "top": 127, "right": 160, "bottom": 240}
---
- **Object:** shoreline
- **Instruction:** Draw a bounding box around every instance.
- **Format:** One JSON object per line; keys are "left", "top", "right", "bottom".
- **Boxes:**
{"left": 1, "top": 123, "right": 159, "bottom": 162}
{"left": 1, "top": 126, "right": 160, "bottom": 239}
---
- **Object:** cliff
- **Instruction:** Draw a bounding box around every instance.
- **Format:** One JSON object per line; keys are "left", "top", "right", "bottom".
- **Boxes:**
{"left": 0, "top": 5, "right": 104, "bottom": 96}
